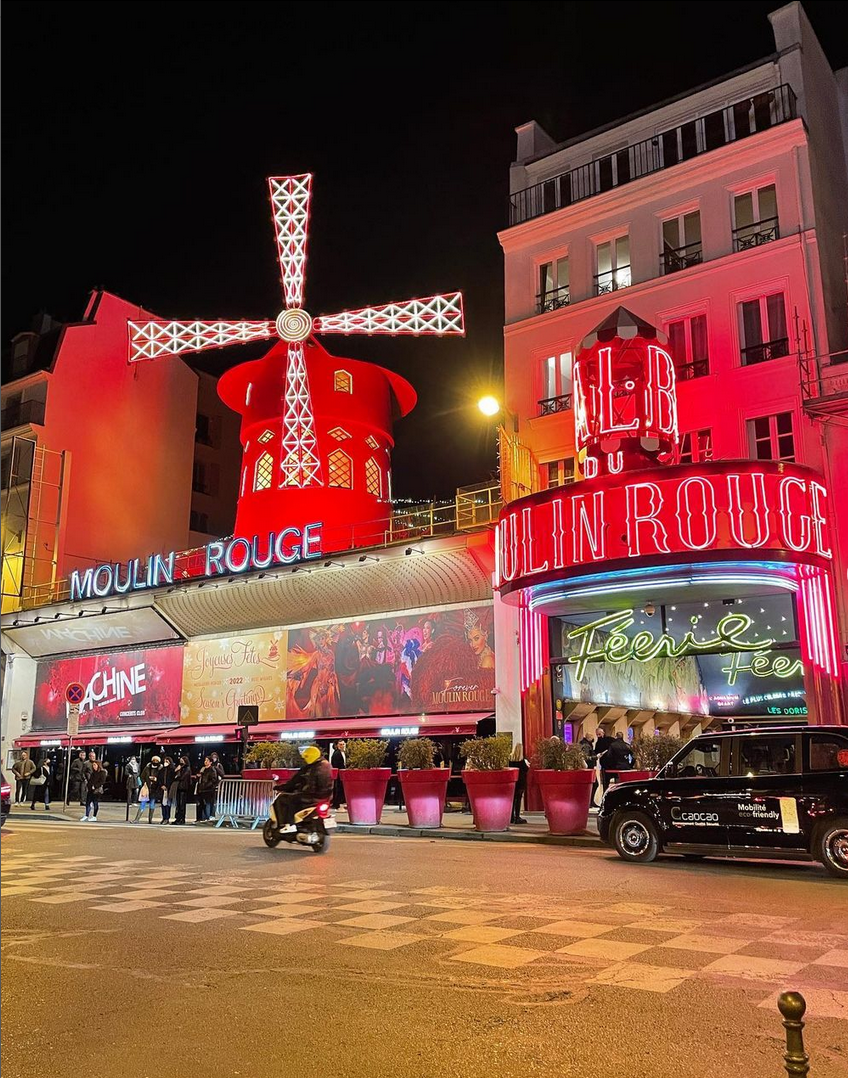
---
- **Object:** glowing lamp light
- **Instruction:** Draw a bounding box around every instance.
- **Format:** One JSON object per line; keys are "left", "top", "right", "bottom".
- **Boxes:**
{"left": 478, "top": 396, "right": 501, "bottom": 417}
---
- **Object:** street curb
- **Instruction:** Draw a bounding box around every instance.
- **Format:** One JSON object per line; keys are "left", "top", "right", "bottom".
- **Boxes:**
{"left": 336, "top": 823, "right": 602, "bottom": 848}
{"left": 9, "top": 813, "right": 603, "bottom": 849}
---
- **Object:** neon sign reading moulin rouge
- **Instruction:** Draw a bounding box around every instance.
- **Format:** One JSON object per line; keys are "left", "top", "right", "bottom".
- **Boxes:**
{"left": 566, "top": 609, "right": 803, "bottom": 682}
{"left": 496, "top": 463, "right": 832, "bottom": 590}
{"left": 70, "top": 524, "right": 323, "bottom": 601}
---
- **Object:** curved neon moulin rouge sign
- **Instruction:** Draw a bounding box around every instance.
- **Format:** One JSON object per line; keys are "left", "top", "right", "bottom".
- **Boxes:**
{"left": 495, "top": 461, "right": 832, "bottom": 593}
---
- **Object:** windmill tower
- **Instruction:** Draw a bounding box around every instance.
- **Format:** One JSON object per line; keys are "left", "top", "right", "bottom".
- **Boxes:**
{"left": 128, "top": 174, "right": 464, "bottom": 550}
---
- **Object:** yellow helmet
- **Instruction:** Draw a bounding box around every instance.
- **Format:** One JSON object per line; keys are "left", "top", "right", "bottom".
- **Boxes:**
{"left": 300, "top": 745, "right": 321, "bottom": 765}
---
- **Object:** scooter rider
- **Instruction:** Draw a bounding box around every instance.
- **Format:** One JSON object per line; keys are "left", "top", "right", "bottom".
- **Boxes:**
{"left": 272, "top": 746, "right": 334, "bottom": 832}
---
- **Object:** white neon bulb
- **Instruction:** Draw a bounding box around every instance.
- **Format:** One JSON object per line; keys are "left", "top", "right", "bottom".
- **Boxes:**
{"left": 313, "top": 292, "right": 465, "bottom": 336}
{"left": 128, "top": 321, "right": 274, "bottom": 362}
{"left": 279, "top": 341, "right": 322, "bottom": 488}
{"left": 268, "top": 174, "right": 312, "bottom": 309}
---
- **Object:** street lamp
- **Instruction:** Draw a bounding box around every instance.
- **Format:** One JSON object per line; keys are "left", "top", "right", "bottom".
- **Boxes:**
{"left": 477, "top": 395, "right": 517, "bottom": 431}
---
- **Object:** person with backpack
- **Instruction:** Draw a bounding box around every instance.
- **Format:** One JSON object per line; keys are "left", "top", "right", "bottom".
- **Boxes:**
{"left": 81, "top": 760, "right": 106, "bottom": 822}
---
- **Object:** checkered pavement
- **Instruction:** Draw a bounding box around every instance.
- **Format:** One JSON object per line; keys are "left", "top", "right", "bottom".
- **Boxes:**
{"left": 2, "top": 852, "right": 847, "bottom": 1018}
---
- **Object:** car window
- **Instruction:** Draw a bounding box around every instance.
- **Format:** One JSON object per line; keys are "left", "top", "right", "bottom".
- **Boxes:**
{"left": 738, "top": 735, "right": 797, "bottom": 777}
{"left": 808, "top": 734, "right": 848, "bottom": 772}
{"left": 670, "top": 740, "right": 721, "bottom": 778}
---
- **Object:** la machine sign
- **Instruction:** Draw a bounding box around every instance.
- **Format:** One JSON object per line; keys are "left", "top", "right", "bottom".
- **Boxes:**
{"left": 496, "top": 461, "right": 831, "bottom": 593}
{"left": 70, "top": 523, "right": 323, "bottom": 601}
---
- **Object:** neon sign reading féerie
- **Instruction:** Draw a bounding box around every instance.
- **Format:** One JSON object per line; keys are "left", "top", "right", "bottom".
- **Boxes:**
{"left": 495, "top": 462, "right": 832, "bottom": 593}
{"left": 70, "top": 524, "right": 323, "bottom": 601}
{"left": 720, "top": 651, "right": 804, "bottom": 685}
{"left": 566, "top": 610, "right": 775, "bottom": 681}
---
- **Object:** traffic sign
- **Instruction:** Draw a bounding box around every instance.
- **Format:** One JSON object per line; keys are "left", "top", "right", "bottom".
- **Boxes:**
{"left": 237, "top": 704, "right": 260, "bottom": 726}
{"left": 66, "top": 682, "right": 84, "bottom": 705}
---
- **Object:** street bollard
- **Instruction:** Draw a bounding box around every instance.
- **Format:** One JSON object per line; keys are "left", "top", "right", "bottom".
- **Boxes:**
{"left": 778, "top": 991, "right": 809, "bottom": 1077}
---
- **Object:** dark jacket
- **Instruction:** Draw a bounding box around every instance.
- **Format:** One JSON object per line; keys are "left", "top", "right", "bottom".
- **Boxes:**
{"left": 330, "top": 749, "right": 346, "bottom": 770}
{"left": 604, "top": 739, "right": 635, "bottom": 771}
{"left": 197, "top": 765, "right": 220, "bottom": 796}
{"left": 594, "top": 736, "right": 615, "bottom": 766}
{"left": 140, "top": 763, "right": 162, "bottom": 797}
{"left": 159, "top": 763, "right": 175, "bottom": 793}
{"left": 174, "top": 762, "right": 194, "bottom": 792}
{"left": 86, "top": 768, "right": 107, "bottom": 795}
{"left": 509, "top": 758, "right": 529, "bottom": 792}
{"left": 279, "top": 760, "right": 334, "bottom": 802}
{"left": 69, "top": 758, "right": 85, "bottom": 784}
{"left": 579, "top": 738, "right": 596, "bottom": 766}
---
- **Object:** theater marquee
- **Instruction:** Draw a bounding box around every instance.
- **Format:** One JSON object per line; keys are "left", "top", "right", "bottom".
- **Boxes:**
{"left": 495, "top": 460, "right": 832, "bottom": 594}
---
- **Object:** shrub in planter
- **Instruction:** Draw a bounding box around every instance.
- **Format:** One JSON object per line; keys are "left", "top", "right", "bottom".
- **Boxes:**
{"left": 634, "top": 733, "right": 684, "bottom": 775}
{"left": 531, "top": 737, "right": 593, "bottom": 835}
{"left": 459, "top": 735, "right": 516, "bottom": 831}
{"left": 342, "top": 740, "right": 391, "bottom": 825}
{"left": 398, "top": 738, "right": 449, "bottom": 828}
{"left": 243, "top": 741, "right": 303, "bottom": 781}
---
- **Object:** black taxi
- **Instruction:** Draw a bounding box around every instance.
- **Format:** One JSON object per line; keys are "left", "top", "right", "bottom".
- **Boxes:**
{"left": 597, "top": 726, "right": 848, "bottom": 878}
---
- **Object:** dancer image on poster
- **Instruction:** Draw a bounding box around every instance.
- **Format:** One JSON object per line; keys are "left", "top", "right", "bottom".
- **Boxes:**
{"left": 466, "top": 613, "right": 495, "bottom": 669}
{"left": 286, "top": 629, "right": 341, "bottom": 718}
{"left": 409, "top": 609, "right": 495, "bottom": 711}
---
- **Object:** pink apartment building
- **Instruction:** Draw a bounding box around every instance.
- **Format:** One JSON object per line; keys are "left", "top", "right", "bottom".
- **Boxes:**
{"left": 497, "top": 2, "right": 848, "bottom": 744}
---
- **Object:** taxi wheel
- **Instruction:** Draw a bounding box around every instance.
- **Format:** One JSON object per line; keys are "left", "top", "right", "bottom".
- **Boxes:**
{"left": 612, "top": 811, "right": 660, "bottom": 864}
{"left": 816, "top": 817, "right": 848, "bottom": 879}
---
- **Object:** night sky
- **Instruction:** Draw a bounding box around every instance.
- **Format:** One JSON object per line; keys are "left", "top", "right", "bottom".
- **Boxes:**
{"left": 6, "top": 2, "right": 845, "bottom": 499}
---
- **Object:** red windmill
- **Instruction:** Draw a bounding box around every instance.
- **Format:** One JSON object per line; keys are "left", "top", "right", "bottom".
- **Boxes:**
{"left": 128, "top": 174, "right": 464, "bottom": 549}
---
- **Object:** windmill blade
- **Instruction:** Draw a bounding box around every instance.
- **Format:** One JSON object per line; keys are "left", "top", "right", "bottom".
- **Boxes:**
{"left": 268, "top": 174, "right": 312, "bottom": 310}
{"left": 128, "top": 320, "right": 275, "bottom": 363}
{"left": 313, "top": 291, "right": 464, "bottom": 336}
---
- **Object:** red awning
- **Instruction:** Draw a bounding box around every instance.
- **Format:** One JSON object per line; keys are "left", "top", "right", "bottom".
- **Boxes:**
{"left": 15, "top": 728, "right": 175, "bottom": 748}
{"left": 155, "top": 724, "right": 241, "bottom": 744}
{"left": 252, "top": 713, "right": 490, "bottom": 739}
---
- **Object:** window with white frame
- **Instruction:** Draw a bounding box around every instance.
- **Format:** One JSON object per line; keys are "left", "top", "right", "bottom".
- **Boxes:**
{"left": 539, "top": 351, "right": 573, "bottom": 412}
{"left": 733, "top": 184, "right": 778, "bottom": 251}
{"left": 678, "top": 429, "right": 713, "bottom": 464}
{"left": 748, "top": 412, "right": 794, "bottom": 462}
{"left": 595, "top": 235, "right": 630, "bottom": 295}
{"left": 328, "top": 448, "right": 353, "bottom": 488}
{"left": 544, "top": 458, "right": 575, "bottom": 488}
{"left": 666, "top": 313, "right": 709, "bottom": 379}
{"left": 365, "top": 457, "right": 381, "bottom": 497}
{"left": 254, "top": 452, "right": 273, "bottom": 491}
{"left": 328, "top": 427, "right": 351, "bottom": 442}
{"left": 333, "top": 370, "right": 353, "bottom": 393}
{"left": 661, "top": 211, "right": 702, "bottom": 273}
{"left": 738, "top": 292, "right": 789, "bottom": 365}
{"left": 257, "top": 429, "right": 274, "bottom": 444}
{"left": 537, "top": 257, "right": 569, "bottom": 313}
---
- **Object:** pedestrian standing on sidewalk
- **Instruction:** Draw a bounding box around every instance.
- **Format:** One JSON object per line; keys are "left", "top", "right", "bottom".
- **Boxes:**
{"left": 159, "top": 756, "right": 175, "bottom": 824}
{"left": 171, "top": 755, "right": 192, "bottom": 825}
{"left": 28, "top": 757, "right": 51, "bottom": 811}
{"left": 12, "top": 751, "right": 35, "bottom": 803}
{"left": 196, "top": 756, "right": 219, "bottom": 822}
{"left": 330, "top": 740, "right": 346, "bottom": 809}
{"left": 68, "top": 751, "right": 86, "bottom": 805}
{"left": 138, "top": 755, "right": 162, "bottom": 824}
{"left": 81, "top": 760, "right": 106, "bottom": 822}
{"left": 210, "top": 752, "right": 226, "bottom": 781}
{"left": 509, "top": 742, "right": 529, "bottom": 825}
{"left": 125, "top": 756, "right": 140, "bottom": 804}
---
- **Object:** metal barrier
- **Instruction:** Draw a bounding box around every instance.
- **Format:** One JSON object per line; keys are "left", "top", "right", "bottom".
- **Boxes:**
{"left": 215, "top": 778, "right": 274, "bottom": 829}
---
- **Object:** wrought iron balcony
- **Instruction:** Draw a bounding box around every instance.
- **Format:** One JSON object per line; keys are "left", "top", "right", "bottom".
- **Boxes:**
{"left": 536, "top": 286, "right": 570, "bottom": 314}
{"left": 661, "top": 241, "right": 703, "bottom": 275}
{"left": 741, "top": 337, "right": 790, "bottom": 366}
{"left": 733, "top": 216, "right": 780, "bottom": 252}
{"left": 675, "top": 358, "right": 710, "bottom": 381}
{"left": 594, "top": 267, "right": 631, "bottom": 296}
{"left": 538, "top": 393, "right": 572, "bottom": 416}
{"left": 1, "top": 399, "right": 46, "bottom": 429}
{"left": 508, "top": 84, "right": 797, "bottom": 226}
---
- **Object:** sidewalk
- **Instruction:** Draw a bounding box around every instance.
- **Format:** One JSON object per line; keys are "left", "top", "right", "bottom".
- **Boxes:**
{"left": 11, "top": 801, "right": 602, "bottom": 847}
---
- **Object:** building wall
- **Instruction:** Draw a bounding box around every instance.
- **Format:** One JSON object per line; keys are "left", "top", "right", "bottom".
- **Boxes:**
{"left": 188, "top": 370, "right": 241, "bottom": 544}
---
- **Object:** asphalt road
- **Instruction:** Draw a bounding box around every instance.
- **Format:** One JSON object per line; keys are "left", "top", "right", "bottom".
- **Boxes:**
{"left": 2, "top": 818, "right": 847, "bottom": 1078}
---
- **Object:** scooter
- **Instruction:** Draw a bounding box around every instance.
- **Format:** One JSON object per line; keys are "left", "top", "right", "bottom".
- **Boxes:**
{"left": 262, "top": 795, "right": 335, "bottom": 854}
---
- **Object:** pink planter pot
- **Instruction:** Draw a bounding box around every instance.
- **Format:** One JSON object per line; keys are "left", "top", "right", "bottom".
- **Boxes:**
{"left": 463, "top": 769, "right": 518, "bottom": 832}
{"left": 399, "top": 769, "right": 450, "bottom": 829}
{"left": 535, "top": 769, "right": 593, "bottom": 835}
{"left": 341, "top": 768, "right": 391, "bottom": 825}
{"left": 609, "top": 769, "right": 657, "bottom": 784}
